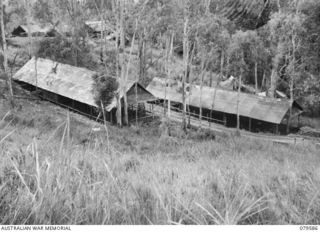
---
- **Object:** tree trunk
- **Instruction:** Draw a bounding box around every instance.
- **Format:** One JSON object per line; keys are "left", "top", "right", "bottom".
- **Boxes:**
{"left": 0, "top": 0, "right": 13, "bottom": 103}
{"left": 237, "top": 74, "right": 241, "bottom": 133}
{"left": 237, "top": 53, "right": 244, "bottom": 135}
{"left": 25, "top": 0, "right": 32, "bottom": 58}
{"left": 199, "top": 61, "right": 205, "bottom": 128}
{"left": 125, "top": 20, "right": 138, "bottom": 125}
{"left": 138, "top": 33, "right": 145, "bottom": 83}
{"left": 255, "top": 61, "right": 258, "bottom": 93}
{"left": 114, "top": 0, "right": 122, "bottom": 127}
{"left": 261, "top": 70, "right": 266, "bottom": 90}
{"left": 220, "top": 49, "right": 224, "bottom": 79}
{"left": 182, "top": 14, "right": 189, "bottom": 132}
{"left": 120, "top": 0, "right": 128, "bottom": 126}
{"left": 287, "top": 35, "right": 297, "bottom": 134}
{"left": 270, "top": 43, "right": 282, "bottom": 98}
{"left": 270, "top": 69, "right": 278, "bottom": 98}
{"left": 99, "top": 0, "right": 104, "bottom": 62}
{"left": 164, "top": 33, "right": 174, "bottom": 119}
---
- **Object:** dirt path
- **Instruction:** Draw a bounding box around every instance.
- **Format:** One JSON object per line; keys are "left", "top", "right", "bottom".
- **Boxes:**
{"left": 147, "top": 103, "right": 308, "bottom": 145}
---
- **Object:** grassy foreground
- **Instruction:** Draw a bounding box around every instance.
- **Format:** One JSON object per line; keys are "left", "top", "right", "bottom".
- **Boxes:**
{"left": 0, "top": 98, "right": 320, "bottom": 225}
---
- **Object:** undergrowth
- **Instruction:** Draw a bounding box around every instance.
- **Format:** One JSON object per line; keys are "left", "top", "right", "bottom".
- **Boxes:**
{"left": 0, "top": 99, "right": 320, "bottom": 225}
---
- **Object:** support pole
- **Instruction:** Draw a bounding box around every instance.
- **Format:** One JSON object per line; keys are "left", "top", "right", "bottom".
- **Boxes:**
{"left": 249, "top": 118, "right": 252, "bottom": 132}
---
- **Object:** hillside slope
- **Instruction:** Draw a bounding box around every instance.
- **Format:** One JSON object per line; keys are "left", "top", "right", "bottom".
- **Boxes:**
{"left": 1, "top": 90, "right": 320, "bottom": 224}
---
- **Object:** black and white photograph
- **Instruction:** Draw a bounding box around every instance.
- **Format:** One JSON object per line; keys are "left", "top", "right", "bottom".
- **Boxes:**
{"left": 0, "top": 0, "right": 320, "bottom": 230}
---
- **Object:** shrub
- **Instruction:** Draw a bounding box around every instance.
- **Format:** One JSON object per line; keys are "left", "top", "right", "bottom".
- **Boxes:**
{"left": 36, "top": 36, "right": 98, "bottom": 70}
{"left": 92, "top": 74, "right": 119, "bottom": 110}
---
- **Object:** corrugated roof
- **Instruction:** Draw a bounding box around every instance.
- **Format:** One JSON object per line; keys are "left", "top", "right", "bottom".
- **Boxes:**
{"left": 147, "top": 77, "right": 296, "bottom": 124}
{"left": 13, "top": 58, "right": 154, "bottom": 112}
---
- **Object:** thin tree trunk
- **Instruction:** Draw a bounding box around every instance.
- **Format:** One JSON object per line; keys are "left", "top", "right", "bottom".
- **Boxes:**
{"left": 199, "top": 60, "right": 205, "bottom": 128}
{"left": 164, "top": 33, "right": 173, "bottom": 119}
{"left": 254, "top": 61, "right": 258, "bottom": 93}
{"left": 182, "top": 13, "right": 189, "bottom": 132}
{"left": 120, "top": 0, "right": 128, "bottom": 126}
{"left": 270, "top": 69, "right": 278, "bottom": 98}
{"left": 261, "top": 70, "right": 266, "bottom": 90}
{"left": 25, "top": 0, "right": 32, "bottom": 58}
{"left": 124, "top": 20, "right": 138, "bottom": 125}
{"left": 138, "top": 33, "right": 145, "bottom": 83}
{"left": 220, "top": 50, "right": 224, "bottom": 79}
{"left": 237, "top": 74, "right": 241, "bottom": 133}
{"left": 270, "top": 43, "right": 282, "bottom": 98}
{"left": 97, "top": 0, "right": 104, "bottom": 62}
{"left": 287, "top": 35, "right": 297, "bottom": 134}
{"left": 236, "top": 53, "right": 244, "bottom": 135}
{"left": 113, "top": 0, "right": 122, "bottom": 127}
{"left": 0, "top": 0, "right": 13, "bottom": 104}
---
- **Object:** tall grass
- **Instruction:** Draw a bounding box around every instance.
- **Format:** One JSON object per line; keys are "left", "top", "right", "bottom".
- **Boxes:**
{"left": 0, "top": 100, "right": 320, "bottom": 225}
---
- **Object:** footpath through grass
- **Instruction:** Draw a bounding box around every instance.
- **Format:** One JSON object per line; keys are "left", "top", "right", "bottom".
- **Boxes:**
{"left": 0, "top": 98, "right": 320, "bottom": 225}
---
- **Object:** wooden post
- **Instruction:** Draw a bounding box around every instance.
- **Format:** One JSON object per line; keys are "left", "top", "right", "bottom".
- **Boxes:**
{"left": 249, "top": 118, "right": 252, "bottom": 132}
{"left": 275, "top": 124, "right": 279, "bottom": 135}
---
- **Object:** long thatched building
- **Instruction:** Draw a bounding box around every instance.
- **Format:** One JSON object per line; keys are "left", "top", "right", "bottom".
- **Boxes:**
{"left": 13, "top": 57, "right": 156, "bottom": 123}
{"left": 147, "top": 77, "right": 303, "bottom": 134}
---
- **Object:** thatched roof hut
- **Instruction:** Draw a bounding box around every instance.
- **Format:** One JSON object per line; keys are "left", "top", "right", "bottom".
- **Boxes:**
{"left": 147, "top": 77, "right": 303, "bottom": 125}
{"left": 13, "top": 58, "right": 155, "bottom": 113}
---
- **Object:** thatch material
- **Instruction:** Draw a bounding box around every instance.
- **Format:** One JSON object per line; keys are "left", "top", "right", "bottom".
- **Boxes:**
{"left": 147, "top": 77, "right": 302, "bottom": 124}
{"left": 13, "top": 58, "right": 155, "bottom": 112}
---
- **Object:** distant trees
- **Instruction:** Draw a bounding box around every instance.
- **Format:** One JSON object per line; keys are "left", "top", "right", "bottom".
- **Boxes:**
{"left": 36, "top": 36, "right": 97, "bottom": 70}
{"left": 6, "top": 0, "right": 319, "bottom": 118}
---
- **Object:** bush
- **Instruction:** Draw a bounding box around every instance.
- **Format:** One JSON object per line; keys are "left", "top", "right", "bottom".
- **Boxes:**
{"left": 36, "top": 36, "right": 98, "bottom": 70}
{"left": 92, "top": 74, "right": 119, "bottom": 110}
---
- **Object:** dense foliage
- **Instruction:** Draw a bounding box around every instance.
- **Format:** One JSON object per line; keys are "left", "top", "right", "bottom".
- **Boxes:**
{"left": 36, "top": 36, "right": 98, "bottom": 70}
{"left": 2, "top": 0, "right": 320, "bottom": 115}
{"left": 92, "top": 73, "right": 119, "bottom": 109}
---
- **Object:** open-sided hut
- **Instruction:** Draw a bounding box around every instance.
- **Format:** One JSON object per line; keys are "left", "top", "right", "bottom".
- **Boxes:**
{"left": 147, "top": 77, "right": 303, "bottom": 134}
{"left": 11, "top": 24, "right": 53, "bottom": 37}
{"left": 13, "top": 57, "right": 156, "bottom": 123}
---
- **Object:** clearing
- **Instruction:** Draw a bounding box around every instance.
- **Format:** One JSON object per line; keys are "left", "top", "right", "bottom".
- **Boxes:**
{"left": 0, "top": 88, "right": 320, "bottom": 225}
